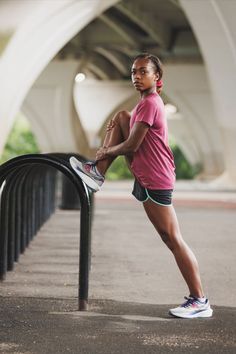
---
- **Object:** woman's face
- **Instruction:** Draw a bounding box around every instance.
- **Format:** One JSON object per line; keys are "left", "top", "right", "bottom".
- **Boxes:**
{"left": 131, "top": 58, "right": 159, "bottom": 92}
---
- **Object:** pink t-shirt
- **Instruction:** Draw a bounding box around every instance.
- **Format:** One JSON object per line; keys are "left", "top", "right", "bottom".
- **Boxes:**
{"left": 130, "top": 92, "right": 176, "bottom": 190}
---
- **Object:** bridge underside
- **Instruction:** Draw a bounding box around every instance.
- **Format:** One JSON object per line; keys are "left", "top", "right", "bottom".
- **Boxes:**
{"left": 0, "top": 0, "right": 236, "bottom": 186}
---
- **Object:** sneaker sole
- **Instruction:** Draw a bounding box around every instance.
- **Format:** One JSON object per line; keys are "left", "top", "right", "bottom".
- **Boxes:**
{"left": 169, "top": 307, "right": 213, "bottom": 319}
{"left": 69, "top": 157, "right": 100, "bottom": 192}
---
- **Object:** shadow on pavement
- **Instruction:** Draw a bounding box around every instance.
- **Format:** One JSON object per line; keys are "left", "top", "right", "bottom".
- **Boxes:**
{"left": 0, "top": 297, "right": 235, "bottom": 354}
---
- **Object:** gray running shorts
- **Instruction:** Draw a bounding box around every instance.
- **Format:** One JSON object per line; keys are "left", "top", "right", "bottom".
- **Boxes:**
{"left": 132, "top": 179, "right": 173, "bottom": 206}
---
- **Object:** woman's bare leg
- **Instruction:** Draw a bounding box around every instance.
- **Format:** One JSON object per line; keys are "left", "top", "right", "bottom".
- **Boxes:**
{"left": 96, "top": 110, "right": 131, "bottom": 175}
{"left": 143, "top": 199, "right": 204, "bottom": 298}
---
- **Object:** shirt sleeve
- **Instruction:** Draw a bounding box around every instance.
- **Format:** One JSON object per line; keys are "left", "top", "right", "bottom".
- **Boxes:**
{"left": 135, "top": 98, "right": 157, "bottom": 127}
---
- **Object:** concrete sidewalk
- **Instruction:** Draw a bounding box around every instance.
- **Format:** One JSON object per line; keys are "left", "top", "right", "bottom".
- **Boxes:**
{"left": 0, "top": 181, "right": 236, "bottom": 353}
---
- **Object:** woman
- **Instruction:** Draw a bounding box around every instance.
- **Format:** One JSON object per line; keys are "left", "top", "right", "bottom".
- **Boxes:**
{"left": 70, "top": 53, "right": 213, "bottom": 319}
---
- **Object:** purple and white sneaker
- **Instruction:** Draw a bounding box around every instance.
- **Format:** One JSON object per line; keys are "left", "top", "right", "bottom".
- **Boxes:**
{"left": 169, "top": 296, "right": 213, "bottom": 319}
{"left": 69, "top": 156, "right": 104, "bottom": 192}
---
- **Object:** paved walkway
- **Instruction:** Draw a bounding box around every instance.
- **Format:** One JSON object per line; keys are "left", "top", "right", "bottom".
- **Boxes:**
{"left": 0, "top": 181, "right": 236, "bottom": 353}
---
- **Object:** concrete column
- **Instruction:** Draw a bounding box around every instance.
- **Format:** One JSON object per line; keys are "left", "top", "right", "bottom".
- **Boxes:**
{"left": 164, "top": 63, "right": 224, "bottom": 178}
{"left": 180, "top": 0, "right": 236, "bottom": 187}
{"left": 167, "top": 113, "right": 201, "bottom": 167}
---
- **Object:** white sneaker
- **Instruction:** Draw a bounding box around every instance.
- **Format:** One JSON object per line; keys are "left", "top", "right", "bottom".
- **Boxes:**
{"left": 169, "top": 296, "right": 213, "bottom": 319}
{"left": 69, "top": 156, "right": 104, "bottom": 192}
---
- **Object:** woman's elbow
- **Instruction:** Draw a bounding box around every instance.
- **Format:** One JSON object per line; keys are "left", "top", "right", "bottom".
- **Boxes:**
{"left": 126, "top": 144, "right": 139, "bottom": 154}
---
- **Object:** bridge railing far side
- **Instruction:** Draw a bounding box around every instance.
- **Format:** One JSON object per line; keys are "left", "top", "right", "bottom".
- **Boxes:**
{"left": 0, "top": 153, "right": 93, "bottom": 310}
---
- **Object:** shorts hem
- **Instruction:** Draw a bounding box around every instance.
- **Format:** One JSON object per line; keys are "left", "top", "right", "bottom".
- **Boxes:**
{"left": 132, "top": 179, "right": 173, "bottom": 205}
{"left": 145, "top": 189, "right": 172, "bottom": 206}
{"left": 132, "top": 192, "right": 149, "bottom": 203}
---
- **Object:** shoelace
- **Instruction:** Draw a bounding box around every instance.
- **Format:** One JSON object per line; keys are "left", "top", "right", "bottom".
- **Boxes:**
{"left": 181, "top": 296, "right": 199, "bottom": 308}
{"left": 84, "top": 163, "right": 92, "bottom": 173}
{"left": 86, "top": 163, "right": 104, "bottom": 181}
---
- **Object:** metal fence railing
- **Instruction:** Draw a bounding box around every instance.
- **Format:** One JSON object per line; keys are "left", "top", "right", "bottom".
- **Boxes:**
{"left": 0, "top": 153, "right": 93, "bottom": 310}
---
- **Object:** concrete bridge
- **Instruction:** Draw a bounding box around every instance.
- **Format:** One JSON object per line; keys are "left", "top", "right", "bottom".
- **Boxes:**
{"left": 0, "top": 0, "right": 236, "bottom": 187}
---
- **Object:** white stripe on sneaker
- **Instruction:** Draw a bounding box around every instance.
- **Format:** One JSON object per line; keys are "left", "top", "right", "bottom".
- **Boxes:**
{"left": 73, "top": 169, "right": 100, "bottom": 192}
{"left": 69, "top": 156, "right": 103, "bottom": 192}
{"left": 169, "top": 296, "right": 213, "bottom": 319}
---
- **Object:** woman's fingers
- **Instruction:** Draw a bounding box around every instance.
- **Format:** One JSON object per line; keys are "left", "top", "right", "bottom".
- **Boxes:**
{"left": 96, "top": 147, "right": 108, "bottom": 161}
{"left": 96, "top": 148, "right": 106, "bottom": 161}
{"left": 106, "top": 119, "right": 116, "bottom": 131}
{"left": 96, "top": 153, "right": 104, "bottom": 161}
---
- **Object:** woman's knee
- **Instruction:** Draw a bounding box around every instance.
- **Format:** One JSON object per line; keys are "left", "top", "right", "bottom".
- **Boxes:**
{"left": 113, "top": 110, "right": 130, "bottom": 124}
{"left": 120, "top": 110, "right": 131, "bottom": 119}
{"left": 159, "top": 230, "right": 183, "bottom": 252}
{"left": 113, "top": 110, "right": 130, "bottom": 139}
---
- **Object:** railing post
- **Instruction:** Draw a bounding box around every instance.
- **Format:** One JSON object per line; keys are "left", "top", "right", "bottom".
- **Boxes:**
{"left": 0, "top": 180, "right": 8, "bottom": 280}
{"left": 78, "top": 190, "right": 91, "bottom": 311}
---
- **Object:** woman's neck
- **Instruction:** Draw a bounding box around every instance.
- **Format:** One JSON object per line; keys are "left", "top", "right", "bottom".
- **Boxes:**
{"left": 140, "top": 86, "right": 157, "bottom": 99}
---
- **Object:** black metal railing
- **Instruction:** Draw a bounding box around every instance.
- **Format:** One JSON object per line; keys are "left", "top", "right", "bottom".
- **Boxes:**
{"left": 0, "top": 153, "right": 93, "bottom": 310}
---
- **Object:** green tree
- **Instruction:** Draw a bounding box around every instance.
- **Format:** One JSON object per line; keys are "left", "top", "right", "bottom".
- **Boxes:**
{"left": 106, "top": 156, "right": 133, "bottom": 180}
{"left": 169, "top": 139, "right": 202, "bottom": 179}
{"left": 0, "top": 114, "right": 40, "bottom": 164}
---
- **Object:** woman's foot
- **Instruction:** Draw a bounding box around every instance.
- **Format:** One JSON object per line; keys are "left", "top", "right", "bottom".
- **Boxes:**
{"left": 69, "top": 156, "right": 105, "bottom": 192}
{"left": 169, "top": 296, "right": 213, "bottom": 319}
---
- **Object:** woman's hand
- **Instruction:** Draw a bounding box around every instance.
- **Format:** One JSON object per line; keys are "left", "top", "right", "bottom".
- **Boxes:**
{"left": 96, "top": 146, "right": 109, "bottom": 161}
{"left": 106, "top": 119, "right": 116, "bottom": 132}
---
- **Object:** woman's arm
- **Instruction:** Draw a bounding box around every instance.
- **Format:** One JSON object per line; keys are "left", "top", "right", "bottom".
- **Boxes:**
{"left": 96, "top": 122, "right": 149, "bottom": 160}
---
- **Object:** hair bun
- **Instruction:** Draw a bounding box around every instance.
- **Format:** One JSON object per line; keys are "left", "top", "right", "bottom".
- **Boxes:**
{"left": 156, "top": 79, "right": 163, "bottom": 88}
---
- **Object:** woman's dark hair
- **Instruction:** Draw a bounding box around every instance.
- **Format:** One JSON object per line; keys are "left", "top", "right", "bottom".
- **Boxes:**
{"left": 133, "top": 53, "right": 163, "bottom": 79}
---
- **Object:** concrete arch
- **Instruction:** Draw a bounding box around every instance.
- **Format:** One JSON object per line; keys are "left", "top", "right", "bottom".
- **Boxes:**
{"left": 74, "top": 79, "right": 134, "bottom": 150}
{"left": 22, "top": 60, "right": 90, "bottom": 156}
{"left": 180, "top": 0, "right": 236, "bottom": 186}
{"left": 98, "top": 93, "right": 139, "bottom": 142}
{"left": 0, "top": 0, "right": 118, "bottom": 154}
